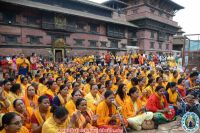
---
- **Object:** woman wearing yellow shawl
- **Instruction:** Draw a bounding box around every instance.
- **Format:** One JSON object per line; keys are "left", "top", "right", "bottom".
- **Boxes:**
{"left": 65, "top": 90, "right": 83, "bottom": 116}
{"left": 13, "top": 99, "right": 33, "bottom": 131}
{"left": 115, "top": 84, "right": 130, "bottom": 118}
{"left": 7, "top": 84, "right": 24, "bottom": 104}
{"left": 144, "top": 79, "right": 156, "bottom": 99}
{"left": 126, "top": 87, "right": 154, "bottom": 131}
{"left": 52, "top": 84, "right": 69, "bottom": 107}
{"left": 72, "top": 98, "right": 98, "bottom": 129}
{"left": 96, "top": 90, "right": 124, "bottom": 129}
{"left": 31, "top": 95, "right": 51, "bottom": 133}
{"left": 146, "top": 86, "right": 176, "bottom": 124}
{"left": 84, "top": 84, "right": 101, "bottom": 113}
{"left": 23, "top": 85, "right": 39, "bottom": 110}
{"left": 0, "top": 112, "right": 29, "bottom": 133}
{"left": 44, "top": 81, "right": 57, "bottom": 104}
{"left": 164, "top": 82, "right": 180, "bottom": 115}
{"left": 42, "top": 106, "right": 74, "bottom": 133}
{"left": 16, "top": 53, "right": 30, "bottom": 76}
{"left": 20, "top": 77, "right": 31, "bottom": 91}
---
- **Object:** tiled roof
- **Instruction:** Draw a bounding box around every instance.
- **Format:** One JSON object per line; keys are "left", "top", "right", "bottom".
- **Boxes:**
{"left": 1, "top": 0, "right": 137, "bottom": 28}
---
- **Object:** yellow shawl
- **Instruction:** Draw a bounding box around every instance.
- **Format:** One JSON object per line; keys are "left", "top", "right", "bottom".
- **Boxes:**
{"left": 167, "top": 88, "right": 178, "bottom": 105}
{"left": 34, "top": 108, "right": 51, "bottom": 125}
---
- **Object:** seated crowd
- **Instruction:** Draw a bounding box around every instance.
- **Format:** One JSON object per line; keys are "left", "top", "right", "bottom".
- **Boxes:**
{"left": 0, "top": 53, "right": 199, "bottom": 133}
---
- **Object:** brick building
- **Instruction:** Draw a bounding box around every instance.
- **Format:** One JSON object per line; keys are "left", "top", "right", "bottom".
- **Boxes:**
{"left": 0, "top": 0, "right": 183, "bottom": 61}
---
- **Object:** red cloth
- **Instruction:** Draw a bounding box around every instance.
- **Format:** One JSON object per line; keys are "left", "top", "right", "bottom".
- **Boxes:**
{"left": 178, "top": 85, "right": 186, "bottom": 97}
{"left": 105, "top": 54, "right": 111, "bottom": 63}
{"left": 146, "top": 94, "right": 175, "bottom": 120}
{"left": 30, "top": 113, "right": 39, "bottom": 125}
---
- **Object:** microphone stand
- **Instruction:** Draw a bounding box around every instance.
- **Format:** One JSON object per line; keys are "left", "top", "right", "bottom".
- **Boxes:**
{"left": 176, "top": 89, "right": 187, "bottom": 115}
{"left": 112, "top": 102, "right": 128, "bottom": 133}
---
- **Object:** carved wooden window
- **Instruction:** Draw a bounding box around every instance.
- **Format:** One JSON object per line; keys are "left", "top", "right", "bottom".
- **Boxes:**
{"left": 150, "top": 42, "right": 154, "bottom": 49}
{"left": 28, "top": 36, "right": 41, "bottom": 44}
{"left": 4, "top": 35, "right": 18, "bottom": 43}
{"left": 74, "top": 39, "right": 84, "bottom": 46}
{"left": 90, "top": 23, "right": 99, "bottom": 33}
{"left": 150, "top": 31, "right": 154, "bottom": 39}
{"left": 100, "top": 41, "right": 107, "bottom": 47}
{"left": 89, "top": 40, "right": 97, "bottom": 47}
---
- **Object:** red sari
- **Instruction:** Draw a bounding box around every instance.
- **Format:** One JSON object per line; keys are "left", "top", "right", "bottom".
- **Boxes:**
{"left": 146, "top": 93, "right": 176, "bottom": 123}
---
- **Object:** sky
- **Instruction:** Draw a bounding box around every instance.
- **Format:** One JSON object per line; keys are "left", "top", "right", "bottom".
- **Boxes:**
{"left": 90, "top": 0, "right": 200, "bottom": 35}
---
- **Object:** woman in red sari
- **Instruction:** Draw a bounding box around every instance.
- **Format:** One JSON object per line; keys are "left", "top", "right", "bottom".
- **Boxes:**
{"left": 146, "top": 85, "right": 176, "bottom": 124}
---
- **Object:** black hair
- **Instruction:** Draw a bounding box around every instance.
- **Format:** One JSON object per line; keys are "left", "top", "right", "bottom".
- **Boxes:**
{"left": 178, "top": 78, "right": 184, "bottom": 85}
{"left": 156, "top": 77, "right": 162, "bottom": 82}
{"left": 105, "top": 80, "right": 112, "bottom": 88}
{"left": 39, "top": 77, "right": 46, "bottom": 84}
{"left": 86, "top": 76, "right": 93, "bottom": 83}
{"left": 131, "top": 77, "right": 138, "bottom": 85}
{"left": 0, "top": 80, "right": 3, "bottom": 87}
{"left": 10, "top": 83, "right": 21, "bottom": 93}
{"left": 13, "top": 99, "right": 23, "bottom": 108}
{"left": 155, "top": 85, "right": 164, "bottom": 92}
{"left": 8, "top": 77, "right": 15, "bottom": 82}
{"left": 59, "top": 84, "right": 67, "bottom": 93}
{"left": 20, "top": 76, "right": 27, "bottom": 83}
{"left": 0, "top": 112, "right": 18, "bottom": 131}
{"left": 173, "top": 70, "right": 178, "bottom": 76}
{"left": 3, "top": 79, "right": 10, "bottom": 85}
{"left": 47, "top": 80, "right": 56, "bottom": 89}
{"left": 128, "top": 87, "right": 137, "bottom": 96}
{"left": 104, "top": 90, "right": 114, "bottom": 99}
{"left": 71, "top": 89, "right": 82, "bottom": 97}
{"left": 75, "top": 98, "right": 86, "bottom": 108}
{"left": 166, "top": 82, "right": 176, "bottom": 90}
{"left": 147, "top": 78, "right": 154, "bottom": 87}
{"left": 190, "top": 71, "right": 199, "bottom": 78}
{"left": 116, "top": 83, "right": 126, "bottom": 100}
{"left": 51, "top": 106, "right": 68, "bottom": 119}
{"left": 38, "top": 95, "right": 49, "bottom": 104}
{"left": 56, "top": 77, "right": 62, "bottom": 82}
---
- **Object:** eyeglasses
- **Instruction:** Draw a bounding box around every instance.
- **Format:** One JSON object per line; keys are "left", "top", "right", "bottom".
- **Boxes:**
{"left": 10, "top": 120, "right": 23, "bottom": 126}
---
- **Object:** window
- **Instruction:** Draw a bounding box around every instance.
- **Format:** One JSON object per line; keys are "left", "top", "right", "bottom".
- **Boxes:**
{"left": 3, "top": 12, "right": 16, "bottom": 24}
{"left": 5, "top": 35, "right": 18, "bottom": 43}
{"left": 74, "top": 39, "right": 84, "bottom": 46}
{"left": 128, "top": 41, "right": 137, "bottom": 46}
{"left": 77, "top": 23, "right": 85, "bottom": 31}
{"left": 90, "top": 24, "right": 98, "bottom": 33}
{"left": 100, "top": 41, "right": 107, "bottom": 47}
{"left": 150, "top": 31, "right": 154, "bottom": 39}
{"left": 150, "top": 42, "right": 154, "bottom": 49}
{"left": 109, "top": 39, "right": 118, "bottom": 48}
{"left": 121, "top": 43, "right": 126, "bottom": 48}
{"left": 159, "top": 43, "right": 162, "bottom": 49}
{"left": 29, "top": 36, "right": 41, "bottom": 44}
{"left": 89, "top": 40, "right": 97, "bottom": 47}
{"left": 27, "top": 16, "right": 40, "bottom": 25}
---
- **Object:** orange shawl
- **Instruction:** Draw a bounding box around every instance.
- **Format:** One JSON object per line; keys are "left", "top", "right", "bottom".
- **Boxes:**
{"left": 34, "top": 108, "right": 51, "bottom": 125}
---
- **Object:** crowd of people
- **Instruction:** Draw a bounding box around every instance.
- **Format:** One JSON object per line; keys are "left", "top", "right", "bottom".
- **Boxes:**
{"left": 0, "top": 52, "right": 199, "bottom": 133}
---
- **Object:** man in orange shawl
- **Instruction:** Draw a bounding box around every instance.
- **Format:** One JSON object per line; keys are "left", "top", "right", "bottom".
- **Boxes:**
{"left": 31, "top": 95, "right": 51, "bottom": 133}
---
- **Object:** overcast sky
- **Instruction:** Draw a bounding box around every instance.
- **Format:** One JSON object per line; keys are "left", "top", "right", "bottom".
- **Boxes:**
{"left": 90, "top": 0, "right": 200, "bottom": 35}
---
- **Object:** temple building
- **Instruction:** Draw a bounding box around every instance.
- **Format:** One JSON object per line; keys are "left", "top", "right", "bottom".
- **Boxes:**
{"left": 0, "top": 0, "right": 183, "bottom": 61}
